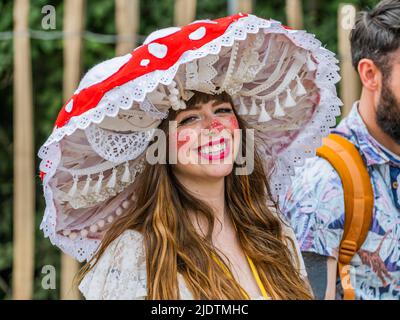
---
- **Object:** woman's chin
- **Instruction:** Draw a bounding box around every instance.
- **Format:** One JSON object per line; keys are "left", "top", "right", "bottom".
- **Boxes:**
{"left": 199, "top": 163, "right": 234, "bottom": 179}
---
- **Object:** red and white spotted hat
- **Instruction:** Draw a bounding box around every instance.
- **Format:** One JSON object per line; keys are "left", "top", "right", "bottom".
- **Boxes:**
{"left": 38, "top": 13, "right": 342, "bottom": 262}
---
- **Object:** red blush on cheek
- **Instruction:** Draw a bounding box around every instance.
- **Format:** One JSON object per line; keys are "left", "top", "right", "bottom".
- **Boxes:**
{"left": 210, "top": 119, "right": 225, "bottom": 132}
{"left": 228, "top": 115, "right": 239, "bottom": 130}
{"left": 176, "top": 132, "right": 191, "bottom": 149}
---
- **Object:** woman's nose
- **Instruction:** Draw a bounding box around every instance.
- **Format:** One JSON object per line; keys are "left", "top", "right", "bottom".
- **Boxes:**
{"left": 204, "top": 117, "right": 224, "bottom": 135}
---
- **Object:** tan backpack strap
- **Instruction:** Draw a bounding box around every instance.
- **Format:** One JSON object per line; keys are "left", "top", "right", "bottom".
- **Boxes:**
{"left": 316, "top": 133, "right": 374, "bottom": 300}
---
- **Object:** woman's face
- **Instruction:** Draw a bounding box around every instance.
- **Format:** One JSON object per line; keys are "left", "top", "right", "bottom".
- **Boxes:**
{"left": 169, "top": 99, "right": 241, "bottom": 180}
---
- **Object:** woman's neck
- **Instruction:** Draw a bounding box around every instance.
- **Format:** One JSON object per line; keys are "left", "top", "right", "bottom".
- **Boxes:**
{"left": 174, "top": 172, "right": 228, "bottom": 235}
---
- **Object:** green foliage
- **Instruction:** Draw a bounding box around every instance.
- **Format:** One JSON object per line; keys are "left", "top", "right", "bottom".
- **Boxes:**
{"left": 0, "top": 0, "right": 381, "bottom": 300}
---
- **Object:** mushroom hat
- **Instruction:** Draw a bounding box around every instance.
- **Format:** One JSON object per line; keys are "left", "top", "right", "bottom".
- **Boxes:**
{"left": 38, "top": 13, "right": 341, "bottom": 262}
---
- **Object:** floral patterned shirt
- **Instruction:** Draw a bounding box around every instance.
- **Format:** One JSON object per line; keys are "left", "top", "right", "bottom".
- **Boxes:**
{"left": 281, "top": 102, "right": 400, "bottom": 300}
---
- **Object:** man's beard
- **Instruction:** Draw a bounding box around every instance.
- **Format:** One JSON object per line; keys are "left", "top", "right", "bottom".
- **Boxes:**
{"left": 376, "top": 80, "right": 400, "bottom": 145}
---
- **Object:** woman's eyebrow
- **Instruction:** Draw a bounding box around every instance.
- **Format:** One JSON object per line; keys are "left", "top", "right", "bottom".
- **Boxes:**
{"left": 189, "top": 104, "right": 202, "bottom": 110}
{"left": 179, "top": 100, "right": 228, "bottom": 113}
{"left": 211, "top": 100, "right": 228, "bottom": 107}
{"left": 190, "top": 100, "right": 228, "bottom": 108}
{"left": 177, "top": 106, "right": 201, "bottom": 116}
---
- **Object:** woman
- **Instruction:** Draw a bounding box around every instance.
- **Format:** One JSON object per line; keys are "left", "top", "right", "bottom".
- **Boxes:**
{"left": 38, "top": 14, "right": 341, "bottom": 300}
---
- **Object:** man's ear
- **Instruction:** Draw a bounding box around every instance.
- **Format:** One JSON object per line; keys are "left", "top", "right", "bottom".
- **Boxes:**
{"left": 357, "top": 58, "right": 381, "bottom": 92}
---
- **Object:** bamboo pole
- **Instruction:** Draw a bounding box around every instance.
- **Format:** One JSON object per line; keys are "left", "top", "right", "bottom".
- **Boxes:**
{"left": 12, "top": 0, "right": 35, "bottom": 300}
{"left": 228, "top": 0, "right": 253, "bottom": 15}
{"left": 236, "top": 0, "right": 253, "bottom": 13}
{"left": 115, "top": 0, "right": 139, "bottom": 55}
{"left": 338, "top": 3, "right": 360, "bottom": 116}
{"left": 174, "top": 0, "right": 197, "bottom": 27}
{"left": 285, "top": 0, "right": 304, "bottom": 29}
{"left": 61, "top": 0, "right": 85, "bottom": 300}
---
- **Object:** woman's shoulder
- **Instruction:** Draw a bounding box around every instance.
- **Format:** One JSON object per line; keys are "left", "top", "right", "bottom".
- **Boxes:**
{"left": 78, "top": 229, "right": 147, "bottom": 300}
{"left": 113, "top": 229, "right": 145, "bottom": 249}
{"left": 101, "top": 229, "right": 145, "bottom": 263}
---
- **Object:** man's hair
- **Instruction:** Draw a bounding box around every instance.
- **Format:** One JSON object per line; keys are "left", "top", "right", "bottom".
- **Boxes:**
{"left": 350, "top": 0, "right": 400, "bottom": 76}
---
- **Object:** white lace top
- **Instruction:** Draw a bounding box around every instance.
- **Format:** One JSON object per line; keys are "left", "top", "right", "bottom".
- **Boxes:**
{"left": 78, "top": 221, "right": 307, "bottom": 300}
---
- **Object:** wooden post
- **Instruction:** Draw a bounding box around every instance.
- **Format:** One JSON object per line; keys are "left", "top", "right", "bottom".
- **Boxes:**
{"left": 228, "top": 0, "right": 253, "bottom": 15}
{"left": 237, "top": 0, "right": 253, "bottom": 13}
{"left": 338, "top": 3, "right": 360, "bottom": 116}
{"left": 285, "top": 0, "right": 304, "bottom": 29}
{"left": 174, "top": 0, "right": 197, "bottom": 27}
{"left": 12, "top": 0, "right": 35, "bottom": 300}
{"left": 115, "top": 0, "right": 139, "bottom": 55}
{"left": 61, "top": 0, "right": 85, "bottom": 300}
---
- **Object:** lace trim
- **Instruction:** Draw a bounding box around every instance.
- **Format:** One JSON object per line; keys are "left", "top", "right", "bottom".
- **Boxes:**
{"left": 140, "top": 97, "right": 168, "bottom": 120}
{"left": 185, "top": 54, "right": 219, "bottom": 93}
{"left": 85, "top": 124, "right": 154, "bottom": 164}
{"left": 58, "top": 159, "right": 145, "bottom": 209}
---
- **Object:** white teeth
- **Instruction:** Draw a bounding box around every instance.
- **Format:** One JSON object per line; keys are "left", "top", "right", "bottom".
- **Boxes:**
{"left": 199, "top": 142, "right": 226, "bottom": 155}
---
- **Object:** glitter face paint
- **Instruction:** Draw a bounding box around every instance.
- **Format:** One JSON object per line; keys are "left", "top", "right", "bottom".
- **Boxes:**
{"left": 210, "top": 118, "right": 225, "bottom": 133}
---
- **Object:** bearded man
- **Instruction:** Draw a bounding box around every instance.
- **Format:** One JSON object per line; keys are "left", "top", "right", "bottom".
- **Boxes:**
{"left": 282, "top": 0, "right": 400, "bottom": 300}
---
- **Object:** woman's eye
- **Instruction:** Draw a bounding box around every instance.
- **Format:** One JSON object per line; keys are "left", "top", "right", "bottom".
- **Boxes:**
{"left": 178, "top": 116, "right": 198, "bottom": 126}
{"left": 215, "top": 107, "right": 233, "bottom": 114}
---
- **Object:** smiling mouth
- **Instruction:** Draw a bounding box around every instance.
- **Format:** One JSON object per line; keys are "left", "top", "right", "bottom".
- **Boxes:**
{"left": 197, "top": 137, "right": 230, "bottom": 160}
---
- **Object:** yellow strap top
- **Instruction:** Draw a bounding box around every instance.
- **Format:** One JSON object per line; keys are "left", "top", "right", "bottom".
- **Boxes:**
{"left": 212, "top": 253, "right": 269, "bottom": 300}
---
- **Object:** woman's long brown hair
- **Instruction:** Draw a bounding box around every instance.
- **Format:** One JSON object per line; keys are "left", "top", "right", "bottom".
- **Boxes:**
{"left": 75, "top": 91, "right": 313, "bottom": 300}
